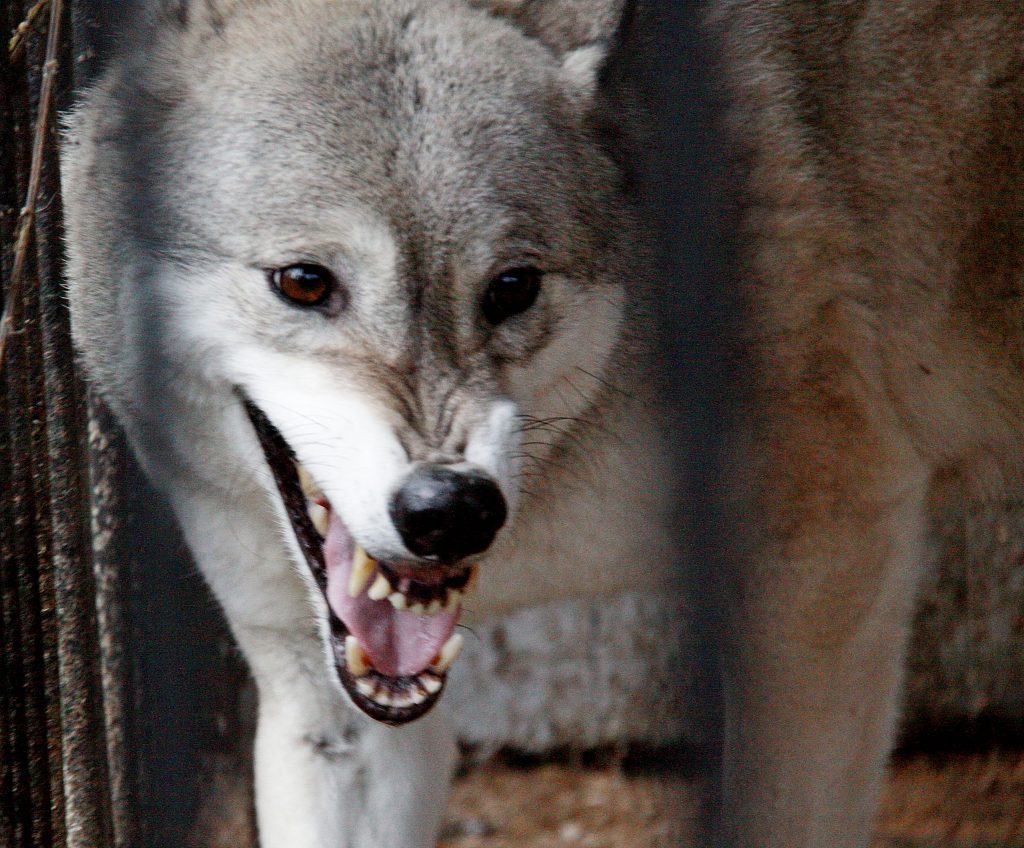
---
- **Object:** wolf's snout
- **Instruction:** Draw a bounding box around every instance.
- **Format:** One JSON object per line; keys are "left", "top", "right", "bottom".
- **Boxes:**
{"left": 389, "top": 466, "right": 507, "bottom": 561}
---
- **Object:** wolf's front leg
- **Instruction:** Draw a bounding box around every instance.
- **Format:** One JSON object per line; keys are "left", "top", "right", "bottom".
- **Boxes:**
{"left": 722, "top": 368, "right": 932, "bottom": 848}
{"left": 170, "top": 487, "right": 456, "bottom": 848}
{"left": 254, "top": 688, "right": 455, "bottom": 848}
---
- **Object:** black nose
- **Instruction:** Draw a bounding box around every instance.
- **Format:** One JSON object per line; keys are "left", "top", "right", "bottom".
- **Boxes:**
{"left": 389, "top": 466, "right": 507, "bottom": 561}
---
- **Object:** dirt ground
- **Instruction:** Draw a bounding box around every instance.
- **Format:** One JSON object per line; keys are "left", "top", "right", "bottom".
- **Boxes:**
{"left": 440, "top": 750, "right": 1024, "bottom": 848}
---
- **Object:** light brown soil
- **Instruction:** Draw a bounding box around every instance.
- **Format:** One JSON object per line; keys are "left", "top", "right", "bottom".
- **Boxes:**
{"left": 441, "top": 751, "right": 1024, "bottom": 848}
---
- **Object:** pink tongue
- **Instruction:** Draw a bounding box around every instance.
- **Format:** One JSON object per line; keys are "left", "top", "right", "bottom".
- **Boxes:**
{"left": 322, "top": 510, "right": 459, "bottom": 678}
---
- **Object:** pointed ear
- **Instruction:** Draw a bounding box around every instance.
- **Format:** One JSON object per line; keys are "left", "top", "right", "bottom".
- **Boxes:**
{"left": 471, "top": 0, "right": 636, "bottom": 99}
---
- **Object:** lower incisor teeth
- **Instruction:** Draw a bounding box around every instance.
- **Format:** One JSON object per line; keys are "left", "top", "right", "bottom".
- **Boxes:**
{"left": 431, "top": 633, "right": 464, "bottom": 674}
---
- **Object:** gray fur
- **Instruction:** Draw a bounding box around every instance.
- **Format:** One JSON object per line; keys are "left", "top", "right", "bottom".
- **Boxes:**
{"left": 61, "top": 1, "right": 674, "bottom": 845}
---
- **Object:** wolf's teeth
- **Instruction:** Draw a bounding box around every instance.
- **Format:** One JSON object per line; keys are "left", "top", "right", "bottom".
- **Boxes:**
{"left": 391, "top": 692, "right": 415, "bottom": 709}
{"left": 297, "top": 465, "right": 322, "bottom": 500}
{"left": 309, "top": 502, "right": 329, "bottom": 537}
{"left": 431, "top": 633, "right": 464, "bottom": 674}
{"left": 345, "top": 636, "right": 371, "bottom": 677}
{"left": 420, "top": 674, "right": 442, "bottom": 694}
{"left": 444, "top": 590, "right": 462, "bottom": 613}
{"left": 388, "top": 592, "right": 407, "bottom": 610}
{"left": 367, "top": 573, "right": 392, "bottom": 601}
{"left": 348, "top": 546, "right": 376, "bottom": 598}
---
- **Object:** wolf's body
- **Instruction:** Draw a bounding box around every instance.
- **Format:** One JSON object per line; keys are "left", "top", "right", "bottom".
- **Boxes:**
{"left": 62, "top": 1, "right": 1024, "bottom": 846}
{"left": 716, "top": 2, "right": 1024, "bottom": 846}
{"left": 61, "top": 1, "right": 674, "bottom": 845}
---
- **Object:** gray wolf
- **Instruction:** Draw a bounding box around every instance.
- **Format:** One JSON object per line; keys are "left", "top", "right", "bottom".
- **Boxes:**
{"left": 714, "top": 2, "right": 1024, "bottom": 846}
{"left": 60, "top": 1, "right": 674, "bottom": 845}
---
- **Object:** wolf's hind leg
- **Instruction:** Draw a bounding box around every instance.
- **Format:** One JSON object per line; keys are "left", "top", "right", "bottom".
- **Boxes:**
{"left": 170, "top": 488, "right": 456, "bottom": 848}
{"left": 722, "top": 360, "right": 932, "bottom": 848}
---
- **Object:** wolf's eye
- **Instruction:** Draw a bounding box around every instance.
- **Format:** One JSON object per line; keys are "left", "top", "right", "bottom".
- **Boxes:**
{"left": 482, "top": 266, "right": 542, "bottom": 325}
{"left": 270, "top": 264, "right": 337, "bottom": 308}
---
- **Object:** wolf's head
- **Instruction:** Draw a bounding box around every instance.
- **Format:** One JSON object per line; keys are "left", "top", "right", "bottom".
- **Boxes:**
{"left": 63, "top": 0, "right": 645, "bottom": 723}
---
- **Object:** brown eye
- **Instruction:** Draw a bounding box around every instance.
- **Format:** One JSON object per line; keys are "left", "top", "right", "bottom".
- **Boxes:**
{"left": 483, "top": 266, "right": 542, "bottom": 325}
{"left": 270, "top": 263, "right": 337, "bottom": 308}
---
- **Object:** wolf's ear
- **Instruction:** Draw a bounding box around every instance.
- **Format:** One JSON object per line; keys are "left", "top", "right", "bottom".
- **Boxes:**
{"left": 471, "top": 0, "right": 635, "bottom": 100}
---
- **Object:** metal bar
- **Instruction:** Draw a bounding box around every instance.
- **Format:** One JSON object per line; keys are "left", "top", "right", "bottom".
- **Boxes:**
{"left": 2, "top": 3, "right": 54, "bottom": 840}
{"left": 86, "top": 393, "right": 141, "bottom": 848}
{"left": 0, "top": 0, "right": 120, "bottom": 845}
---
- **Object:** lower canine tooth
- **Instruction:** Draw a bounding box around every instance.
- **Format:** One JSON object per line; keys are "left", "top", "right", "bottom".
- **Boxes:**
{"left": 388, "top": 592, "right": 407, "bottom": 610}
{"left": 367, "top": 573, "right": 392, "bottom": 601}
{"left": 345, "top": 636, "right": 370, "bottom": 677}
{"left": 421, "top": 675, "right": 442, "bottom": 694}
{"left": 444, "top": 590, "right": 462, "bottom": 613}
{"left": 348, "top": 546, "right": 377, "bottom": 598}
{"left": 431, "top": 633, "right": 464, "bottom": 674}
{"left": 309, "top": 502, "right": 329, "bottom": 537}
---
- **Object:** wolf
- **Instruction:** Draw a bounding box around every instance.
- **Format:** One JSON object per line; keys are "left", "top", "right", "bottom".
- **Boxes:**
{"left": 60, "top": 0, "right": 675, "bottom": 845}
{"left": 712, "top": 2, "right": 1024, "bottom": 847}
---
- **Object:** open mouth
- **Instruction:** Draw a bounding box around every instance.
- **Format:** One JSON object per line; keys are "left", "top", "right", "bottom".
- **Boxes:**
{"left": 242, "top": 397, "right": 475, "bottom": 725}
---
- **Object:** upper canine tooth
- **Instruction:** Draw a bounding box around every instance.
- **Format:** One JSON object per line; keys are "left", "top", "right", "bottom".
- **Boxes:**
{"left": 348, "top": 547, "right": 377, "bottom": 598}
{"left": 309, "top": 502, "right": 329, "bottom": 537}
{"left": 297, "top": 465, "right": 322, "bottom": 500}
{"left": 388, "top": 592, "right": 407, "bottom": 611}
{"left": 345, "top": 636, "right": 371, "bottom": 677}
{"left": 368, "top": 573, "right": 392, "bottom": 601}
{"left": 431, "top": 633, "right": 464, "bottom": 674}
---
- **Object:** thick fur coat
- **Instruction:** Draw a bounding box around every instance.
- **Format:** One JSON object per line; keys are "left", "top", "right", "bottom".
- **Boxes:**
{"left": 61, "top": 1, "right": 674, "bottom": 845}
